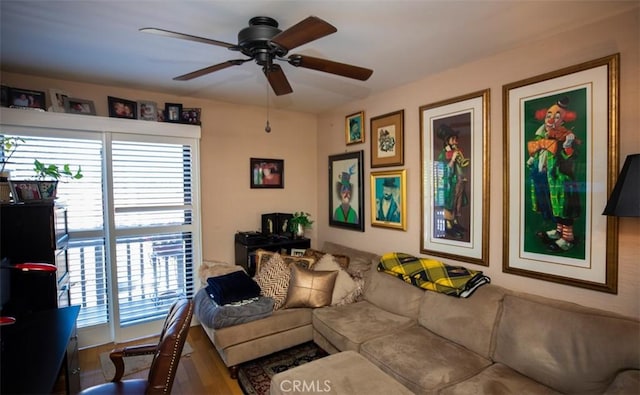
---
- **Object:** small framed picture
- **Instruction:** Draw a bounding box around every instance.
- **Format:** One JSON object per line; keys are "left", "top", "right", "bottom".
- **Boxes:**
{"left": 250, "top": 158, "right": 284, "bottom": 189}
{"left": 371, "top": 169, "right": 407, "bottom": 230}
{"left": 64, "top": 97, "right": 97, "bottom": 115}
{"left": 137, "top": 101, "right": 157, "bottom": 121}
{"left": 370, "top": 109, "right": 404, "bottom": 167}
{"left": 290, "top": 248, "right": 306, "bottom": 257}
{"left": 9, "top": 87, "right": 46, "bottom": 110}
{"left": 49, "top": 89, "right": 70, "bottom": 112}
{"left": 181, "top": 108, "right": 201, "bottom": 125}
{"left": 345, "top": 111, "right": 365, "bottom": 145}
{"left": 9, "top": 181, "right": 42, "bottom": 202}
{"left": 108, "top": 96, "right": 137, "bottom": 119}
{"left": 165, "top": 103, "right": 183, "bottom": 122}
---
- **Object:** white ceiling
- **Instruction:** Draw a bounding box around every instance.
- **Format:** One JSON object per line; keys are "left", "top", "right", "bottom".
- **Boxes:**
{"left": 1, "top": 1, "right": 637, "bottom": 114}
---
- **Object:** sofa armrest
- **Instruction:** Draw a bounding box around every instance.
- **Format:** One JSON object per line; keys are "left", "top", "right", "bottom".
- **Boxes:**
{"left": 603, "top": 370, "right": 640, "bottom": 395}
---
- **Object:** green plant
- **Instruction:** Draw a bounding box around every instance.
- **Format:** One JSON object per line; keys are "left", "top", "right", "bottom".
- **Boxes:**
{"left": 1, "top": 136, "right": 25, "bottom": 173}
{"left": 290, "top": 211, "right": 314, "bottom": 231}
{"left": 33, "top": 159, "right": 83, "bottom": 181}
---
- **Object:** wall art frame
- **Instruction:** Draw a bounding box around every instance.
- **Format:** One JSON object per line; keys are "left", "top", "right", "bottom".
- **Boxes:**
{"left": 329, "top": 150, "right": 364, "bottom": 231}
{"left": 137, "top": 101, "right": 157, "bottom": 121}
{"left": 49, "top": 89, "right": 70, "bottom": 113}
{"left": 420, "top": 89, "right": 490, "bottom": 266}
{"left": 503, "top": 54, "right": 619, "bottom": 293}
{"left": 108, "top": 96, "right": 137, "bottom": 119}
{"left": 9, "top": 87, "right": 46, "bottom": 110}
{"left": 64, "top": 97, "right": 96, "bottom": 115}
{"left": 250, "top": 158, "right": 284, "bottom": 189}
{"left": 370, "top": 169, "right": 407, "bottom": 230}
{"left": 370, "top": 109, "right": 404, "bottom": 168}
{"left": 345, "top": 111, "right": 365, "bottom": 145}
{"left": 164, "top": 102, "right": 183, "bottom": 123}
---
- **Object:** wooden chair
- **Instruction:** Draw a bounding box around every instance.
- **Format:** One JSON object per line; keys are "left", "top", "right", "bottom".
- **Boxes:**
{"left": 80, "top": 298, "right": 194, "bottom": 395}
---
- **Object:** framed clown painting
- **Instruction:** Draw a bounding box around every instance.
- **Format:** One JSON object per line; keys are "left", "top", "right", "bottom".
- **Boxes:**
{"left": 503, "top": 54, "right": 619, "bottom": 293}
{"left": 420, "top": 89, "right": 490, "bottom": 266}
{"left": 329, "top": 150, "right": 364, "bottom": 232}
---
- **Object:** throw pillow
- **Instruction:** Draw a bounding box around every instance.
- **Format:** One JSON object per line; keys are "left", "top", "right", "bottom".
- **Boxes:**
{"left": 304, "top": 248, "right": 350, "bottom": 269}
{"left": 283, "top": 265, "right": 338, "bottom": 309}
{"left": 205, "top": 270, "right": 261, "bottom": 305}
{"left": 255, "top": 249, "right": 316, "bottom": 274}
{"left": 313, "top": 253, "right": 359, "bottom": 305}
{"left": 254, "top": 253, "right": 291, "bottom": 310}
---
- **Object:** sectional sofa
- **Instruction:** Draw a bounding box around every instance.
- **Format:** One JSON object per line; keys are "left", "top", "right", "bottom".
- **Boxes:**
{"left": 197, "top": 241, "right": 640, "bottom": 394}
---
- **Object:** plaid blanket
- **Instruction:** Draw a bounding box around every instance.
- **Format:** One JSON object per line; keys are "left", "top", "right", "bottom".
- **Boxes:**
{"left": 377, "top": 252, "right": 490, "bottom": 298}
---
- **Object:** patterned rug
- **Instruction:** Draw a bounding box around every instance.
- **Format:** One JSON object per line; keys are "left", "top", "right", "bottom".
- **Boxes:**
{"left": 237, "top": 342, "right": 328, "bottom": 395}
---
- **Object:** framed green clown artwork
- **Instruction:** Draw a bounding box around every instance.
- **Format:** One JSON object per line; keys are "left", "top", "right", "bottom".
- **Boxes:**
{"left": 329, "top": 150, "right": 364, "bottom": 231}
{"left": 503, "top": 54, "right": 619, "bottom": 293}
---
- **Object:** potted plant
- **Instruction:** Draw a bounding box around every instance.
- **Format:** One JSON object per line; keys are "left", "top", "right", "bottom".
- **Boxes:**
{"left": 289, "top": 211, "right": 313, "bottom": 238}
{"left": 1, "top": 136, "right": 24, "bottom": 202}
{"left": 31, "top": 159, "right": 83, "bottom": 200}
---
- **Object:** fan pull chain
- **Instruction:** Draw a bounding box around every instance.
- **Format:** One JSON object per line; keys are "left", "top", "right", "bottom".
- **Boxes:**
{"left": 265, "top": 79, "right": 271, "bottom": 133}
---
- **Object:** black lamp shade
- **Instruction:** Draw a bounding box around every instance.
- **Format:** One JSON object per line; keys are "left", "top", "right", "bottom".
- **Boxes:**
{"left": 602, "top": 154, "right": 640, "bottom": 217}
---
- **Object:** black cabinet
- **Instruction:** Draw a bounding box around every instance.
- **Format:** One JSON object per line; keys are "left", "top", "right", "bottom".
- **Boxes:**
{"left": 235, "top": 235, "right": 310, "bottom": 276}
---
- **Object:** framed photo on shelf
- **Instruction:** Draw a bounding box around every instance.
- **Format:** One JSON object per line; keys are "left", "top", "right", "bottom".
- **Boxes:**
{"left": 64, "top": 97, "right": 96, "bottom": 115}
{"left": 9, "top": 180, "right": 41, "bottom": 202}
{"left": 345, "top": 111, "right": 364, "bottom": 145}
{"left": 181, "top": 107, "right": 201, "bottom": 125}
{"left": 371, "top": 169, "right": 407, "bottom": 230}
{"left": 329, "top": 150, "right": 364, "bottom": 231}
{"left": 290, "top": 248, "right": 306, "bottom": 257}
{"left": 250, "top": 158, "right": 284, "bottom": 189}
{"left": 49, "top": 89, "right": 70, "bottom": 112}
{"left": 108, "top": 96, "right": 137, "bottom": 119}
{"left": 503, "top": 54, "right": 619, "bottom": 293}
{"left": 420, "top": 89, "right": 490, "bottom": 266}
{"left": 164, "top": 103, "right": 183, "bottom": 123}
{"left": 137, "top": 101, "right": 157, "bottom": 121}
{"left": 370, "top": 110, "right": 404, "bottom": 167}
{"left": 8, "top": 87, "right": 46, "bottom": 110}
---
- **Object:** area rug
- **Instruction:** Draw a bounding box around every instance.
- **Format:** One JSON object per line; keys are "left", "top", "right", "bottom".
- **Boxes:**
{"left": 237, "top": 342, "right": 328, "bottom": 395}
{"left": 100, "top": 341, "right": 193, "bottom": 380}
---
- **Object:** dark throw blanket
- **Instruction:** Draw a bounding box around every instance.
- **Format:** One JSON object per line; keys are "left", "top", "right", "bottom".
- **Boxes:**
{"left": 378, "top": 252, "right": 490, "bottom": 297}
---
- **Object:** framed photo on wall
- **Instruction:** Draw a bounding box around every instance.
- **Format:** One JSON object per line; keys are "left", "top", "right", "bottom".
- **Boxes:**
{"left": 138, "top": 101, "right": 157, "bottom": 121}
{"left": 371, "top": 169, "right": 407, "bottom": 230}
{"left": 108, "top": 96, "right": 137, "bottom": 119}
{"left": 503, "top": 54, "right": 619, "bottom": 293}
{"left": 49, "top": 89, "right": 70, "bottom": 112}
{"left": 370, "top": 110, "right": 404, "bottom": 167}
{"left": 9, "top": 87, "right": 46, "bottom": 110}
{"left": 164, "top": 103, "right": 183, "bottom": 123}
{"left": 250, "top": 158, "right": 284, "bottom": 188}
{"left": 329, "top": 150, "right": 364, "bottom": 231}
{"left": 345, "top": 111, "right": 364, "bottom": 145}
{"left": 420, "top": 89, "right": 490, "bottom": 266}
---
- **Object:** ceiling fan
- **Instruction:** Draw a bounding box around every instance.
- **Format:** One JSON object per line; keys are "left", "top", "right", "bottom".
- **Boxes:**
{"left": 140, "top": 16, "right": 373, "bottom": 96}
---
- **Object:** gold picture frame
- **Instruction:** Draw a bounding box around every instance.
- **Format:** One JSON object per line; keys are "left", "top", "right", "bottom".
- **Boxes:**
{"left": 370, "top": 110, "right": 404, "bottom": 168}
{"left": 420, "top": 89, "right": 490, "bottom": 266}
{"left": 345, "top": 111, "right": 364, "bottom": 145}
{"left": 370, "top": 169, "right": 407, "bottom": 230}
{"left": 503, "top": 54, "right": 619, "bottom": 293}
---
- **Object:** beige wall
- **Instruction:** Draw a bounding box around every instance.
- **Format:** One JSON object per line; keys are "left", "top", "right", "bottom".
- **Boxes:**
{"left": 2, "top": 8, "right": 638, "bottom": 318}
{"left": 316, "top": 9, "right": 640, "bottom": 318}
{"left": 0, "top": 72, "right": 319, "bottom": 265}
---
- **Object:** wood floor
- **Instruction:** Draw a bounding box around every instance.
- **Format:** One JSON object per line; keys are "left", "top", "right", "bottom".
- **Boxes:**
{"left": 78, "top": 324, "right": 244, "bottom": 394}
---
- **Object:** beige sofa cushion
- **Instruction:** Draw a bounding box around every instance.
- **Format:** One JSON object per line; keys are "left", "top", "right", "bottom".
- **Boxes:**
{"left": 418, "top": 284, "right": 506, "bottom": 358}
{"left": 312, "top": 300, "right": 415, "bottom": 352}
{"left": 363, "top": 268, "right": 424, "bottom": 318}
{"left": 439, "top": 363, "right": 561, "bottom": 395}
{"left": 493, "top": 294, "right": 640, "bottom": 394}
{"left": 360, "top": 325, "right": 492, "bottom": 394}
{"left": 212, "top": 307, "right": 311, "bottom": 349}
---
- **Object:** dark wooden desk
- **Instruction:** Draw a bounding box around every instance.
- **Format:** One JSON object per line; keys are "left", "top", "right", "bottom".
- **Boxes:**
{"left": 0, "top": 305, "right": 80, "bottom": 394}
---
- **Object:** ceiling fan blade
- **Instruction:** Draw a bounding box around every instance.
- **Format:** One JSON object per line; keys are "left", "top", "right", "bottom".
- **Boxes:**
{"left": 264, "top": 64, "right": 293, "bottom": 96}
{"left": 287, "top": 54, "right": 373, "bottom": 81}
{"left": 173, "top": 59, "right": 248, "bottom": 81}
{"left": 140, "top": 27, "right": 236, "bottom": 49}
{"left": 270, "top": 16, "right": 337, "bottom": 51}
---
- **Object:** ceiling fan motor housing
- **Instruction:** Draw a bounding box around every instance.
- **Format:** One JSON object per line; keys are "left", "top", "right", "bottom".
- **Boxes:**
{"left": 237, "top": 16, "right": 286, "bottom": 65}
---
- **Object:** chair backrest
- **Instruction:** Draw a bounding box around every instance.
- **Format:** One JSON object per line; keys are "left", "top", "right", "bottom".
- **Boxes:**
{"left": 146, "top": 298, "right": 194, "bottom": 395}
